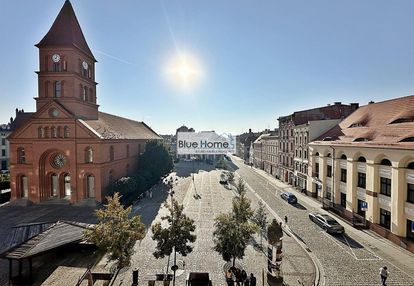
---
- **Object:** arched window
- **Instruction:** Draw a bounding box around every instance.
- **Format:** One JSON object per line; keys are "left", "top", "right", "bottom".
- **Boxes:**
{"left": 358, "top": 156, "right": 366, "bottom": 162}
{"left": 327, "top": 153, "right": 331, "bottom": 157}
{"left": 315, "top": 152, "right": 319, "bottom": 156}
{"left": 407, "top": 162, "right": 414, "bottom": 169}
{"left": 20, "top": 175, "right": 28, "bottom": 198}
{"left": 64, "top": 126, "right": 70, "bottom": 138}
{"left": 54, "top": 81, "right": 61, "bottom": 97}
{"left": 17, "top": 147, "right": 26, "bottom": 164}
{"left": 380, "top": 159, "right": 392, "bottom": 166}
{"left": 44, "top": 127, "right": 49, "bottom": 138}
{"left": 340, "top": 154, "right": 347, "bottom": 160}
{"left": 126, "top": 144, "right": 130, "bottom": 157}
{"left": 38, "top": 127, "right": 44, "bottom": 138}
{"left": 89, "top": 88, "right": 93, "bottom": 102}
{"left": 79, "top": 84, "right": 83, "bottom": 99}
{"left": 85, "top": 147, "right": 93, "bottom": 163}
{"left": 53, "top": 62, "right": 61, "bottom": 72}
{"left": 57, "top": 126, "right": 61, "bottom": 138}
{"left": 109, "top": 146, "right": 114, "bottom": 161}
{"left": 51, "top": 126, "right": 57, "bottom": 138}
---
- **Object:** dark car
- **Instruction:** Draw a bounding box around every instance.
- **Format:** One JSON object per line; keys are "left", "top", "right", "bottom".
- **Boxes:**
{"left": 308, "top": 213, "right": 345, "bottom": 234}
{"left": 280, "top": 192, "right": 297, "bottom": 204}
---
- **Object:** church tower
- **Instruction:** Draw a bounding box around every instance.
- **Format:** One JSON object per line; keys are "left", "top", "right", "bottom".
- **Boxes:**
{"left": 35, "top": 0, "right": 98, "bottom": 120}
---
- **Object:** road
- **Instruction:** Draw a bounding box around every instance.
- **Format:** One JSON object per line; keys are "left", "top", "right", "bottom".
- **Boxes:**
{"left": 232, "top": 156, "right": 414, "bottom": 286}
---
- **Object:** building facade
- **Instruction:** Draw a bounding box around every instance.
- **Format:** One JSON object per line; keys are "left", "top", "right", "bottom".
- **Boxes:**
{"left": 0, "top": 123, "right": 12, "bottom": 172}
{"left": 308, "top": 96, "right": 414, "bottom": 252}
{"left": 262, "top": 130, "right": 279, "bottom": 176}
{"left": 8, "top": 1, "right": 160, "bottom": 204}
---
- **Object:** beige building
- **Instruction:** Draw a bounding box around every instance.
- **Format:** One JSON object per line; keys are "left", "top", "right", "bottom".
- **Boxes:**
{"left": 262, "top": 131, "right": 279, "bottom": 177}
{"left": 308, "top": 96, "right": 414, "bottom": 252}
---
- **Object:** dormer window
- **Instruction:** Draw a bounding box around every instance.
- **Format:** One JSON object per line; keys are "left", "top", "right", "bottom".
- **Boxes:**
{"left": 400, "top": 137, "right": 414, "bottom": 142}
{"left": 390, "top": 117, "right": 414, "bottom": 124}
{"left": 354, "top": 138, "right": 369, "bottom": 142}
{"left": 349, "top": 123, "right": 364, "bottom": 128}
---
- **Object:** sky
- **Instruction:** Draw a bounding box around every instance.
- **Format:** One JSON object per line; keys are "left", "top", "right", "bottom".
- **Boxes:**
{"left": 0, "top": 0, "right": 414, "bottom": 135}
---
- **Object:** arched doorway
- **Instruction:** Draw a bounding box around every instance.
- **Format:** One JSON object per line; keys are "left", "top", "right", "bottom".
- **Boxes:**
{"left": 50, "top": 173, "right": 58, "bottom": 197}
{"left": 63, "top": 173, "right": 71, "bottom": 197}
{"left": 86, "top": 175, "right": 95, "bottom": 198}
{"left": 17, "top": 175, "right": 28, "bottom": 198}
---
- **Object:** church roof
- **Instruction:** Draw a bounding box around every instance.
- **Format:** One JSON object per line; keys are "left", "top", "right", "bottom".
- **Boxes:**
{"left": 82, "top": 112, "right": 161, "bottom": 140}
{"left": 36, "top": 0, "right": 96, "bottom": 61}
{"left": 311, "top": 95, "right": 414, "bottom": 150}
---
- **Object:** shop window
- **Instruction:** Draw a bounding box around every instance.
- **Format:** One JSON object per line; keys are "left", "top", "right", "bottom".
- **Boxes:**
{"left": 379, "top": 208, "right": 391, "bottom": 230}
{"left": 380, "top": 177, "right": 391, "bottom": 197}
{"left": 406, "top": 219, "right": 414, "bottom": 242}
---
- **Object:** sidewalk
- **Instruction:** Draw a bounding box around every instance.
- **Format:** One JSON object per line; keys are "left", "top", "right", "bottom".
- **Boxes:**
{"left": 249, "top": 165, "right": 414, "bottom": 276}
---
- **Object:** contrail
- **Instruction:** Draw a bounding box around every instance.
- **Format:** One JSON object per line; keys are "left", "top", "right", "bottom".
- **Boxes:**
{"left": 95, "top": 49, "right": 134, "bottom": 65}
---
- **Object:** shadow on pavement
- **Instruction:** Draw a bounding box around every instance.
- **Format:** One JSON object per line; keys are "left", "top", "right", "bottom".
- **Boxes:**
{"left": 292, "top": 203, "right": 307, "bottom": 210}
{"left": 332, "top": 233, "right": 364, "bottom": 249}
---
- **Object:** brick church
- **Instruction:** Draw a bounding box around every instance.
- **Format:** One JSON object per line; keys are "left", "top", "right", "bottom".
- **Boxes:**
{"left": 8, "top": 0, "right": 161, "bottom": 204}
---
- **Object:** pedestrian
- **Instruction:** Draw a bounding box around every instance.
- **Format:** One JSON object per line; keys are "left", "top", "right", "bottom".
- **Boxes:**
{"left": 379, "top": 266, "right": 389, "bottom": 286}
{"left": 249, "top": 273, "right": 256, "bottom": 286}
{"left": 235, "top": 268, "right": 242, "bottom": 286}
{"left": 226, "top": 269, "right": 233, "bottom": 286}
{"left": 149, "top": 190, "right": 153, "bottom": 198}
{"left": 284, "top": 215, "right": 288, "bottom": 225}
{"left": 241, "top": 270, "right": 247, "bottom": 285}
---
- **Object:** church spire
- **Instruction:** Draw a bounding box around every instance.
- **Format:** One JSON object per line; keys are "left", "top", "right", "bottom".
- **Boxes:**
{"left": 36, "top": 0, "right": 96, "bottom": 61}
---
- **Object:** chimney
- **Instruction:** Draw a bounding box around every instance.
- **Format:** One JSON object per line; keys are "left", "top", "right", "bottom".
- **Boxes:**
{"left": 15, "top": 108, "right": 18, "bottom": 116}
{"left": 350, "top": 103, "right": 359, "bottom": 110}
{"left": 334, "top": 102, "right": 342, "bottom": 105}
{"left": 249, "top": 128, "right": 252, "bottom": 133}
{"left": 368, "top": 101, "right": 375, "bottom": 104}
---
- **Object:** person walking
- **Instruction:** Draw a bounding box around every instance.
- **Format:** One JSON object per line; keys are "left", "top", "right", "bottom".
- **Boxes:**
{"left": 249, "top": 273, "right": 256, "bottom": 286}
{"left": 241, "top": 270, "right": 247, "bottom": 285}
{"left": 284, "top": 215, "right": 288, "bottom": 225}
{"left": 379, "top": 266, "right": 389, "bottom": 286}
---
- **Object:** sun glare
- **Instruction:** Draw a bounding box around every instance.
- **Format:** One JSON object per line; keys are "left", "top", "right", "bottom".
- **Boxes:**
{"left": 164, "top": 52, "right": 204, "bottom": 91}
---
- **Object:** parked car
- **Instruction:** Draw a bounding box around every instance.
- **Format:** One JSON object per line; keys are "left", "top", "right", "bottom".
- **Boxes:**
{"left": 308, "top": 213, "right": 345, "bottom": 234}
{"left": 280, "top": 192, "right": 297, "bottom": 204}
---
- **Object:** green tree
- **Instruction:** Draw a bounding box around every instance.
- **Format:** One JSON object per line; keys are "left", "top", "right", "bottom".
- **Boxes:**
{"left": 252, "top": 201, "right": 268, "bottom": 248}
{"left": 236, "top": 178, "right": 246, "bottom": 196}
{"left": 267, "top": 219, "right": 283, "bottom": 246}
{"left": 139, "top": 140, "right": 173, "bottom": 184}
{"left": 226, "top": 171, "right": 235, "bottom": 185}
{"left": 213, "top": 189, "right": 256, "bottom": 267}
{"left": 152, "top": 198, "right": 196, "bottom": 282}
{"left": 84, "top": 193, "right": 145, "bottom": 268}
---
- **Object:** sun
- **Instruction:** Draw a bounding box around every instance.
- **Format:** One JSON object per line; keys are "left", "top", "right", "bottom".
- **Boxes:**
{"left": 164, "top": 52, "right": 204, "bottom": 91}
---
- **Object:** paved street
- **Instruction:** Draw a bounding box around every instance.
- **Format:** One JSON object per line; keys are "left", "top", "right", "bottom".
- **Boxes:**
{"left": 115, "top": 160, "right": 315, "bottom": 286}
{"left": 231, "top": 156, "right": 414, "bottom": 286}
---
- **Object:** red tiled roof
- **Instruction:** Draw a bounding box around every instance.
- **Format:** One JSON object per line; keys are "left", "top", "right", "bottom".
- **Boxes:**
{"left": 36, "top": 0, "right": 96, "bottom": 61}
{"left": 82, "top": 112, "right": 161, "bottom": 140}
{"left": 312, "top": 95, "right": 414, "bottom": 149}
{"left": 292, "top": 104, "right": 358, "bottom": 125}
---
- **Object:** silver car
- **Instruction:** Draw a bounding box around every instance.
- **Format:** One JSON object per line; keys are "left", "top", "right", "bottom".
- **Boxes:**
{"left": 308, "top": 213, "right": 345, "bottom": 234}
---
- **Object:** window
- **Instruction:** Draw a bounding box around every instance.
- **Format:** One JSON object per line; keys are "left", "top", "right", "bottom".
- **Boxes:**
{"left": 327, "top": 165, "right": 332, "bottom": 177}
{"left": 358, "top": 156, "right": 366, "bottom": 162}
{"left": 340, "top": 154, "right": 347, "bottom": 160}
{"left": 51, "top": 126, "right": 57, "bottom": 138}
{"left": 83, "top": 86, "right": 88, "bottom": 101}
{"left": 109, "top": 146, "right": 114, "bottom": 161}
{"left": 38, "top": 127, "right": 44, "bottom": 138}
{"left": 53, "top": 62, "right": 61, "bottom": 72}
{"left": 407, "top": 183, "right": 414, "bottom": 204}
{"left": 340, "top": 193, "right": 346, "bottom": 208}
{"left": 1, "top": 138, "right": 5, "bottom": 145}
{"left": 17, "top": 147, "right": 26, "bottom": 164}
{"left": 380, "top": 177, "right": 391, "bottom": 197}
{"left": 1, "top": 150, "right": 5, "bottom": 157}
{"left": 304, "top": 150, "right": 307, "bottom": 159}
{"left": 64, "top": 126, "right": 69, "bottom": 138}
{"left": 406, "top": 219, "right": 414, "bottom": 241}
{"left": 380, "top": 159, "right": 391, "bottom": 166}
{"left": 379, "top": 208, "right": 391, "bottom": 230}
{"left": 44, "top": 127, "right": 49, "bottom": 138}
{"left": 325, "top": 186, "right": 331, "bottom": 200}
{"left": 357, "top": 172, "right": 366, "bottom": 188}
{"left": 54, "top": 81, "right": 61, "bottom": 97}
{"left": 315, "top": 163, "right": 319, "bottom": 178}
{"left": 340, "top": 169, "right": 347, "bottom": 182}
{"left": 85, "top": 147, "right": 93, "bottom": 163}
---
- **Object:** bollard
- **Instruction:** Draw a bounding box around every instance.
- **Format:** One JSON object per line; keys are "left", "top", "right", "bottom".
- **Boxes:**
{"left": 132, "top": 268, "right": 139, "bottom": 286}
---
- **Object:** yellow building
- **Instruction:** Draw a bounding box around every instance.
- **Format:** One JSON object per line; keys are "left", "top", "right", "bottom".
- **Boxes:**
{"left": 308, "top": 95, "right": 414, "bottom": 253}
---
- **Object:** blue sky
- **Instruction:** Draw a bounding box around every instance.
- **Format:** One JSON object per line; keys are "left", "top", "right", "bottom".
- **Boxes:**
{"left": 1, "top": 0, "right": 413, "bottom": 135}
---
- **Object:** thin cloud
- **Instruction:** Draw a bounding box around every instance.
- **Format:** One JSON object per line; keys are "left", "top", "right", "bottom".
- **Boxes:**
{"left": 95, "top": 49, "right": 134, "bottom": 65}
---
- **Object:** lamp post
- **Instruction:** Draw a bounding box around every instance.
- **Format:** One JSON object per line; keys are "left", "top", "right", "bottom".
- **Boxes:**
{"left": 164, "top": 176, "right": 178, "bottom": 286}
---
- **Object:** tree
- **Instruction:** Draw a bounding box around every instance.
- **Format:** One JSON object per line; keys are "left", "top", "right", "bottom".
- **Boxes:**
{"left": 226, "top": 171, "right": 235, "bottom": 185}
{"left": 139, "top": 140, "right": 173, "bottom": 185}
{"left": 213, "top": 190, "right": 256, "bottom": 267}
{"left": 213, "top": 213, "right": 256, "bottom": 267}
{"left": 252, "top": 201, "right": 268, "bottom": 248}
{"left": 267, "top": 219, "right": 283, "bottom": 246}
{"left": 84, "top": 193, "right": 145, "bottom": 268}
{"left": 236, "top": 178, "right": 246, "bottom": 196}
{"left": 152, "top": 198, "right": 196, "bottom": 283}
